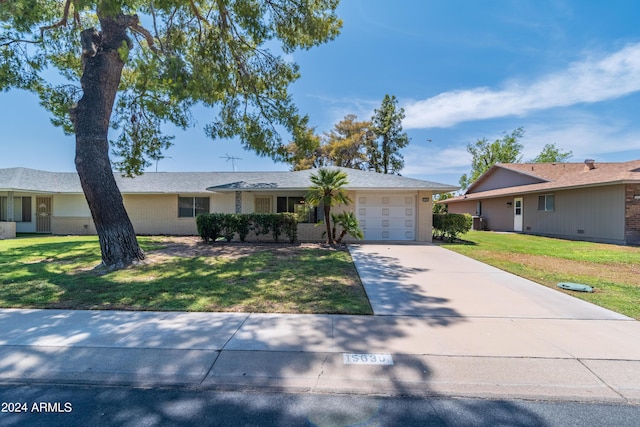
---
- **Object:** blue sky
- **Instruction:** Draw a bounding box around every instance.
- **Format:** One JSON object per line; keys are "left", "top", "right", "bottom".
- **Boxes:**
{"left": 2, "top": 0, "right": 640, "bottom": 187}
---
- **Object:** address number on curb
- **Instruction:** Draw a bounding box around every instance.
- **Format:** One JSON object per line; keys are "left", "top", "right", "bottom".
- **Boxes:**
{"left": 343, "top": 353, "right": 394, "bottom": 365}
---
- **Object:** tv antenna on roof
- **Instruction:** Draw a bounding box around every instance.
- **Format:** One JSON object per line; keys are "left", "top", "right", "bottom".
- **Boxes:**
{"left": 219, "top": 154, "right": 242, "bottom": 172}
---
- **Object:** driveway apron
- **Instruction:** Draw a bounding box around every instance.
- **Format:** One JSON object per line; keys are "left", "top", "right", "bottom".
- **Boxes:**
{"left": 348, "top": 243, "right": 630, "bottom": 319}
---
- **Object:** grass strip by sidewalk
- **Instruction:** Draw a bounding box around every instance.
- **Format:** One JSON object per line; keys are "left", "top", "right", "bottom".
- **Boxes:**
{"left": 0, "top": 236, "right": 373, "bottom": 314}
{"left": 440, "top": 231, "right": 640, "bottom": 320}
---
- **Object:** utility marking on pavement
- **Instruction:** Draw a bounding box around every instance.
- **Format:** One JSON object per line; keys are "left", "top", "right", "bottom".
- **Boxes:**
{"left": 343, "top": 353, "right": 394, "bottom": 365}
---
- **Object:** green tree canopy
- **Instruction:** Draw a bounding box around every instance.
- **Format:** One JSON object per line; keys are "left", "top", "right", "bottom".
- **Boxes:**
{"left": 323, "top": 114, "right": 374, "bottom": 170}
{"left": 286, "top": 94, "right": 410, "bottom": 175}
{"left": 1, "top": 0, "right": 341, "bottom": 267}
{"left": 432, "top": 192, "right": 454, "bottom": 213}
{"left": 284, "top": 114, "right": 373, "bottom": 171}
{"left": 459, "top": 127, "right": 525, "bottom": 190}
{"left": 282, "top": 121, "right": 326, "bottom": 171}
{"left": 531, "top": 143, "right": 573, "bottom": 163}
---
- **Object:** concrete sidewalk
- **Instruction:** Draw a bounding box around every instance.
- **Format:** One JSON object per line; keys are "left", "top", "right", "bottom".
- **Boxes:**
{"left": 0, "top": 244, "right": 639, "bottom": 402}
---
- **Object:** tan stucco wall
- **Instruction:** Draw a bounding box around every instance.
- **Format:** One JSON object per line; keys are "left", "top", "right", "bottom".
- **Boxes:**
{"left": 417, "top": 191, "right": 433, "bottom": 242}
{"left": 51, "top": 217, "right": 96, "bottom": 235}
{"left": 124, "top": 194, "right": 203, "bottom": 235}
{"left": 51, "top": 194, "right": 95, "bottom": 235}
{"left": 53, "top": 194, "right": 91, "bottom": 216}
{"left": 34, "top": 189, "right": 438, "bottom": 242}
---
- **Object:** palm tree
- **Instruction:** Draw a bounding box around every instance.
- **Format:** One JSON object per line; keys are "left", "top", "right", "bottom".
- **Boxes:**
{"left": 306, "top": 168, "right": 351, "bottom": 244}
{"left": 332, "top": 212, "right": 364, "bottom": 243}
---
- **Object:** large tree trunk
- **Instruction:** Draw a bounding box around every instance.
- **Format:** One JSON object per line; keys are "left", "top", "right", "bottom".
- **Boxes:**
{"left": 71, "top": 15, "right": 144, "bottom": 268}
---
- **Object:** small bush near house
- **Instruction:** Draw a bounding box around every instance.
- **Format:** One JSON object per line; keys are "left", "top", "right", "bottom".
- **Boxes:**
{"left": 196, "top": 213, "right": 299, "bottom": 243}
{"left": 433, "top": 213, "right": 472, "bottom": 242}
{"left": 280, "top": 213, "right": 299, "bottom": 243}
{"left": 196, "top": 213, "right": 224, "bottom": 242}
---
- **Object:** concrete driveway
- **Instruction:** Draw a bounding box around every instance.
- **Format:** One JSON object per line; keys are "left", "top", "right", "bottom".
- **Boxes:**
{"left": 349, "top": 244, "right": 630, "bottom": 319}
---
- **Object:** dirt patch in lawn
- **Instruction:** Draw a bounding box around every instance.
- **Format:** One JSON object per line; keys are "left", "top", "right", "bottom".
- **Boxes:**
{"left": 494, "top": 251, "right": 640, "bottom": 287}
{"left": 144, "top": 236, "right": 343, "bottom": 263}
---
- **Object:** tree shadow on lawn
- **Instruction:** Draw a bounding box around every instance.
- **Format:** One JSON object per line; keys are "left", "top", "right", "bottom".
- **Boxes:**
{"left": 0, "top": 240, "right": 372, "bottom": 314}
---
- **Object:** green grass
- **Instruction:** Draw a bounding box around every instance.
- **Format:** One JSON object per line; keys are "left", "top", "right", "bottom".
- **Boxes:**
{"left": 441, "top": 231, "right": 640, "bottom": 319}
{"left": 0, "top": 236, "right": 372, "bottom": 314}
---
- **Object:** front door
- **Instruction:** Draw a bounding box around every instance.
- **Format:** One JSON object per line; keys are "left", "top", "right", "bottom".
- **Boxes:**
{"left": 513, "top": 197, "right": 523, "bottom": 232}
{"left": 36, "top": 196, "right": 52, "bottom": 233}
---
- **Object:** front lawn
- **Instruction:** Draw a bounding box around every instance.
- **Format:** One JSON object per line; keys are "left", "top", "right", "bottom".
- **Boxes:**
{"left": 0, "top": 236, "right": 372, "bottom": 314}
{"left": 440, "top": 231, "right": 640, "bottom": 319}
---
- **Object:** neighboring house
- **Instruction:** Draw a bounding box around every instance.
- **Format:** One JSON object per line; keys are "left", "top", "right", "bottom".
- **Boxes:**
{"left": 444, "top": 159, "right": 640, "bottom": 245}
{"left": 0, "top": 167, "right": 457, "bottom": 242}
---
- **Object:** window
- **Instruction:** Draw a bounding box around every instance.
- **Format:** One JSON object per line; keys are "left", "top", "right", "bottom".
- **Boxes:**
{"left": 276, "top": 196, "right": 317, "bottom": 223}
{"left": 254, "top": 197, "right": 272, "bottom": 214}
{"left": 538, "top": 194, "right": 554, "bottom": 212}
{"left": 0, "top": 197, "right": 6, "bottom": 221}
{"left": 178, "top": 197, "right": 210, "bottom": 218}
{"left": 21, "top": 197, "right": 31, "bottom": 222}
{"left": 0, "top": 196, "right": 31, "bottom": 222}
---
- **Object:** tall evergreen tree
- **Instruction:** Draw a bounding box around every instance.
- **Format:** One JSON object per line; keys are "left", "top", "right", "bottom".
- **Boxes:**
{"left": 1, "top": 0, "right": 341, "bottom": 268}
{"left": 370, "top": 94, "right": 410, "bottom": 175}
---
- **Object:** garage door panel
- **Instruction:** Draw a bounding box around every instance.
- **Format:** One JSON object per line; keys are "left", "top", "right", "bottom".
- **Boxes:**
{"left": 363, "top": 229, "right": 415, "bottom": 240}
{"left": 356, "top": 192, "right": 416, "bottom": 241}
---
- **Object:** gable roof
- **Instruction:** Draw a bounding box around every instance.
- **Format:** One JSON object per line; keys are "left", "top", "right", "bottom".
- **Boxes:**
{"left": 206, "top": 167, "right": 458, "bottom": 192}
{"left": 447, "top": 160, "right": 640, "bottom": 203}
{"left": 0, "top": 167, "right": 458, "bottom": 194}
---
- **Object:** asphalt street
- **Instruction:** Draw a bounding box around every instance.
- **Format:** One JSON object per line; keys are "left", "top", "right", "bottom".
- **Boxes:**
{"left": 1, "top": 385, "right": 640, "bottom": 427}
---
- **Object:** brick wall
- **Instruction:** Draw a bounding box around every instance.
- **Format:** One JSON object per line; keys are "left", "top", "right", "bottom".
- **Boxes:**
{"left": 625, "top": 184, "right": 640, "bottom": 245}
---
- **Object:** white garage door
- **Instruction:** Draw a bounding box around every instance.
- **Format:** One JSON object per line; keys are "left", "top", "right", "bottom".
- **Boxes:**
{"left": 356, "top": 193, "right": 416, "bottom": 240}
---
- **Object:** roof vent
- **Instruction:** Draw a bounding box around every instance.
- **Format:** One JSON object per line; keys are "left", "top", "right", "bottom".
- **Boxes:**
{"left": 584, "top": 159, "right": 596, "bottom": 171}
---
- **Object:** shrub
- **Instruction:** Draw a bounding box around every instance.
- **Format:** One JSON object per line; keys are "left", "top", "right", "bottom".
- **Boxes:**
{"left": 234, "top": 214, "right": 251, "bottom": 242}
{"left": 221, "top": 214, "right": 237, "bottom": 242}
{"left": 433, "top": 213, "right": 472, "bottom": 242}
{"left": 250, "top": 213, "right": 274, "bottom": 241}
{"left": 197, "top": 213, "right": 298, "bottom": 243}
{"left": 281, "top": 213, "right": 299, "bottom": 243}
{"left": 196, "top": 213, "right": 223, "bottom": 242}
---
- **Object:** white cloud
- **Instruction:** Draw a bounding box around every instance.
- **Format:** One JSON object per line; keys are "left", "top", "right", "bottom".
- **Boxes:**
{"left": 304, "top": 95, "right": 380, "bottom": 129}
{"left": 403, "top": 43, "right": 640, "bottom": 129}
{"left": 522, "top": 116, "right": 640, "bottom": 161}
{"left": 402, "top": 145, "right": 470, "bottom": 176}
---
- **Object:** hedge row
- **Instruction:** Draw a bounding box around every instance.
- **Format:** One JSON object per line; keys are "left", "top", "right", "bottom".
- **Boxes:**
{"left": 433, "top": 213, "right": 472, "bottom": 242}
{"left": 196, "top": 213, "right": 299, "bottom": 243}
